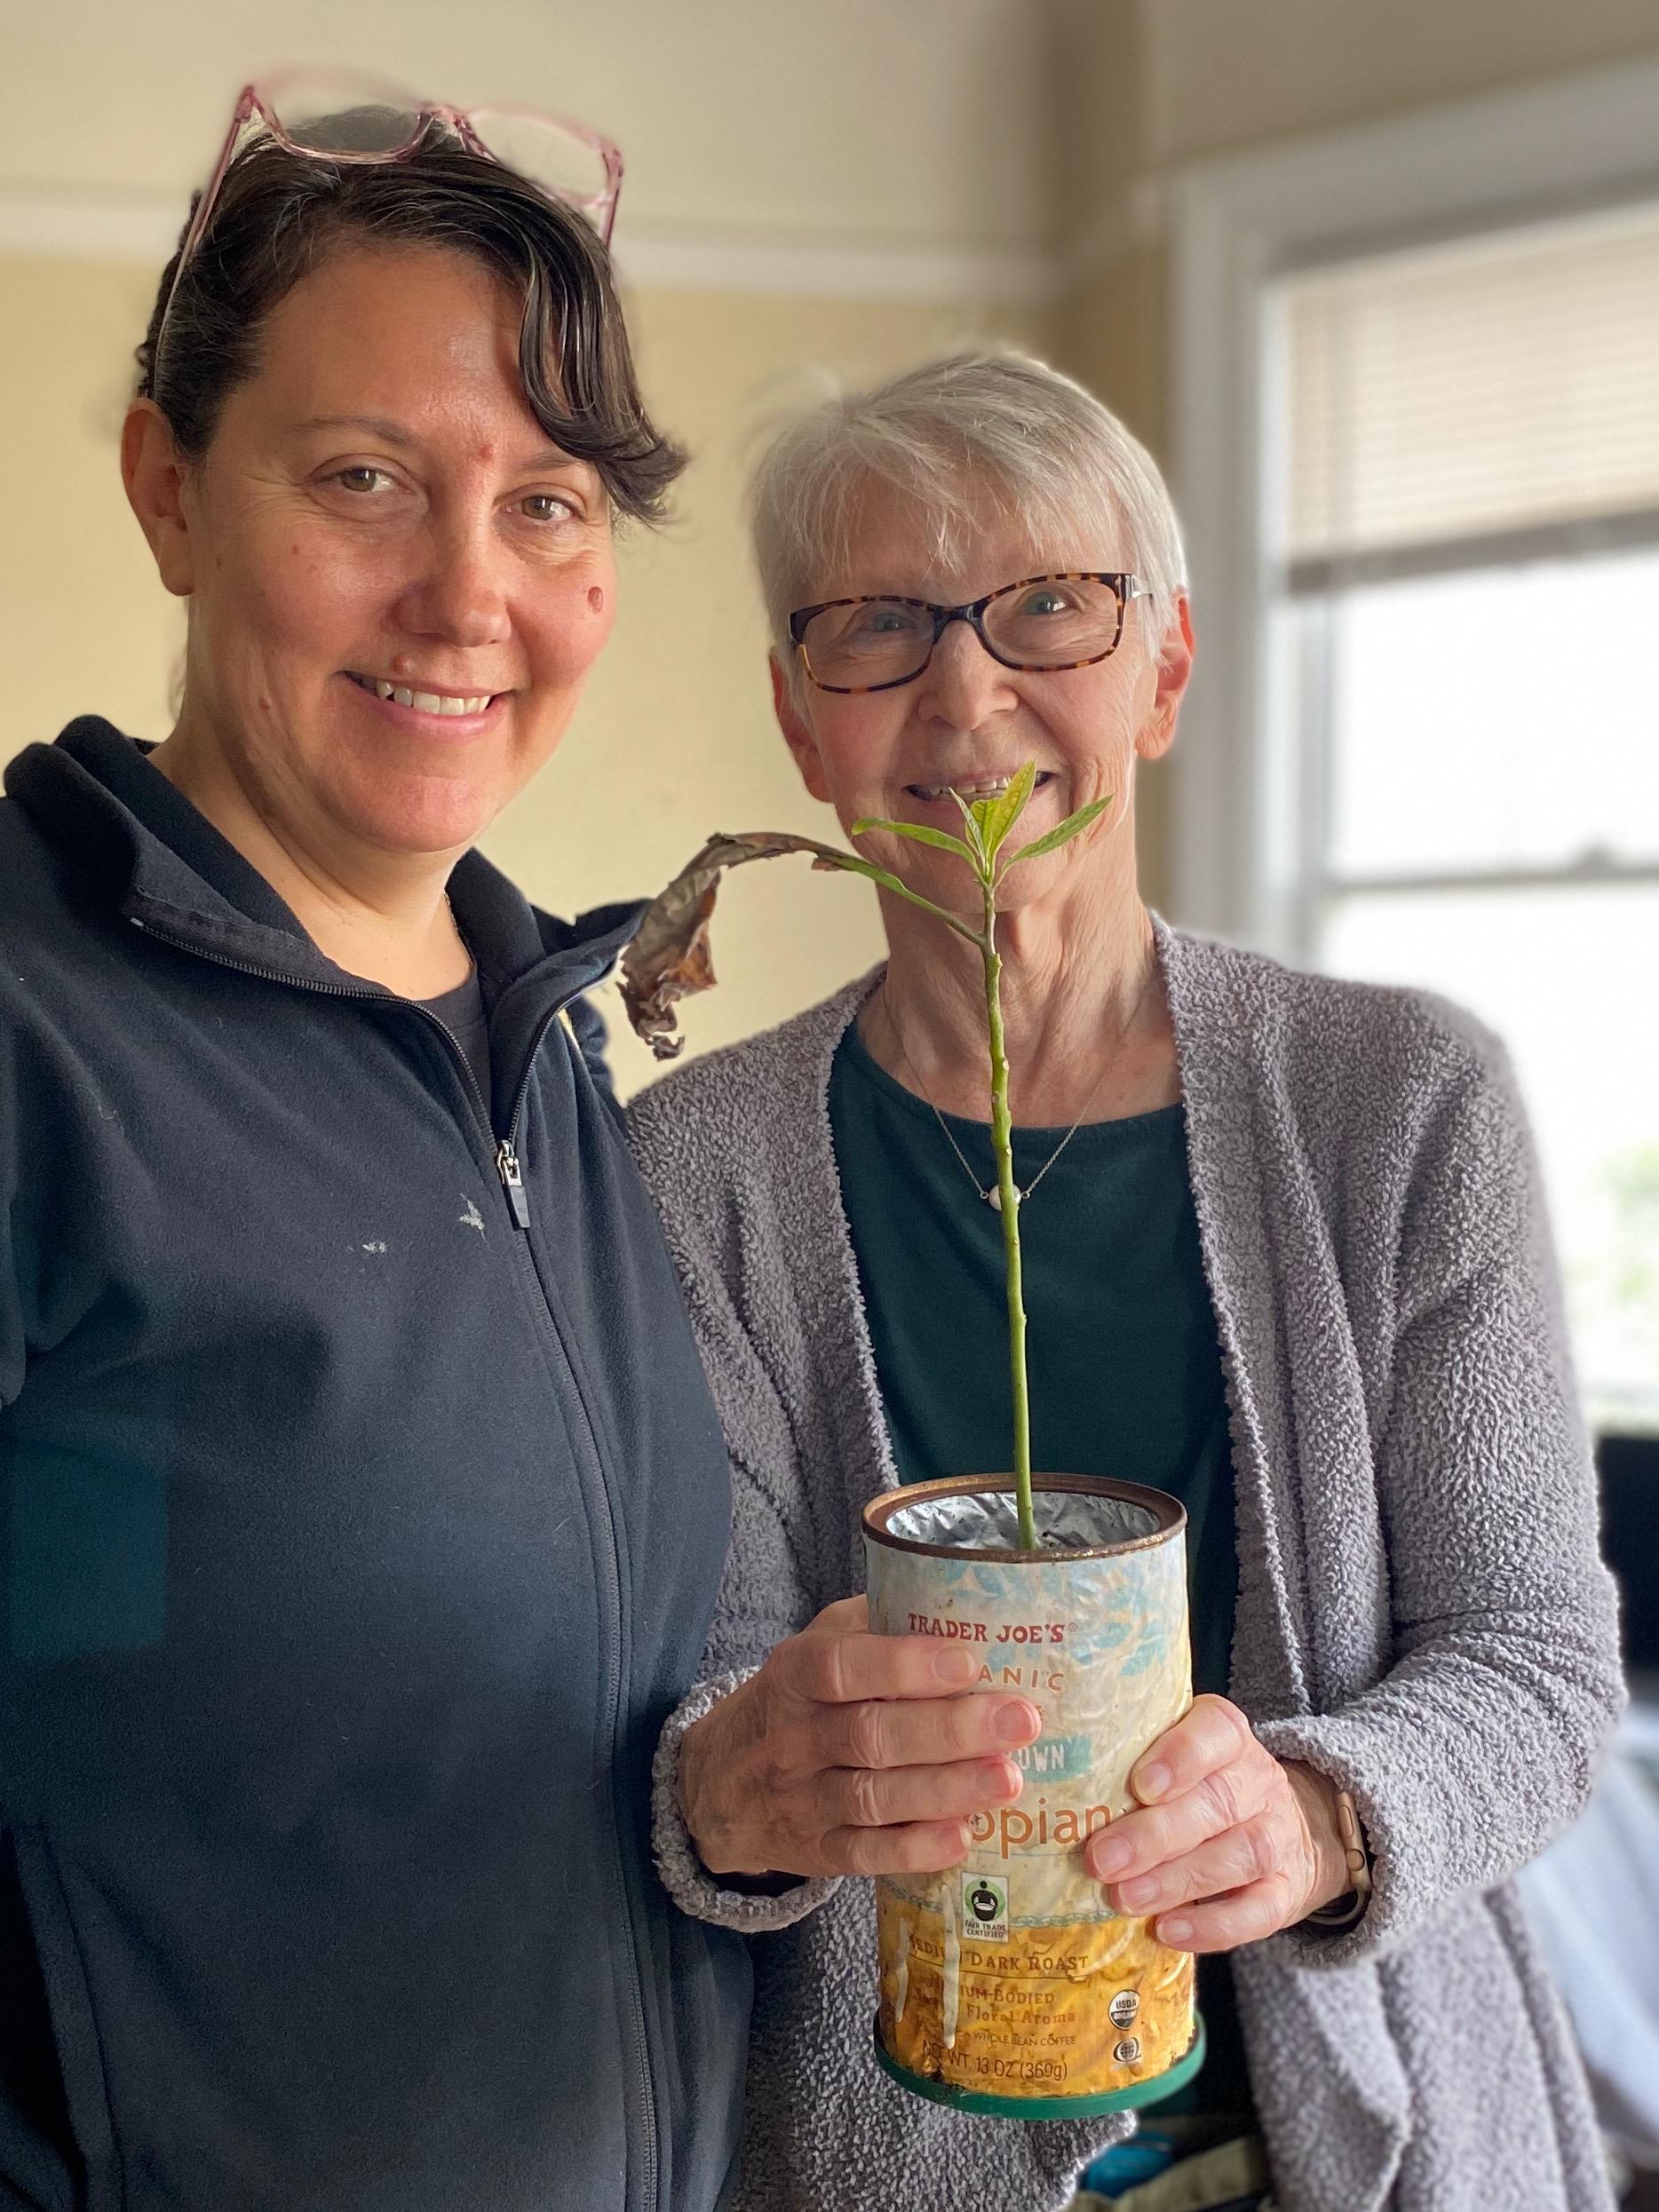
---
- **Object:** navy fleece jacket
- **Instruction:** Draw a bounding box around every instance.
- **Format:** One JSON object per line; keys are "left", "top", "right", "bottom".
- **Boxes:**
{"left": 0, "top": 720, "right": 746, "bottom": 2212}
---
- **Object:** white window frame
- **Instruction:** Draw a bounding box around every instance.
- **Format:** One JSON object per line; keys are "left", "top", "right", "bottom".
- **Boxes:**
{"left": 1167, "top": 56, "right": 1659, "bottom": 952}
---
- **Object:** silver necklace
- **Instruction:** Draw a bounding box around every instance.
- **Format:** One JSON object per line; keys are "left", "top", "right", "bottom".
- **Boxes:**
{"left": 877, "top": 964, "right": 1157, "bottom": 1213}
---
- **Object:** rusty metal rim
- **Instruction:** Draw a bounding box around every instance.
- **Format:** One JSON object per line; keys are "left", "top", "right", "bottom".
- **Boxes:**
{"left": 861, "top": 1473, "right": 1187, "bottom": 1562}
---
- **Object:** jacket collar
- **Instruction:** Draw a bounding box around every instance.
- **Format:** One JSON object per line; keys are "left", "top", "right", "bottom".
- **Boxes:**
{"left": 6, "top": 718, "right": 643, "bottom": 1009}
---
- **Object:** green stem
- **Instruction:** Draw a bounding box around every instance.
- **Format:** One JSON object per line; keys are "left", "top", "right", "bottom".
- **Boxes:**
{"left": 982, "top": 876, "right": 1035, "bottom": 1550}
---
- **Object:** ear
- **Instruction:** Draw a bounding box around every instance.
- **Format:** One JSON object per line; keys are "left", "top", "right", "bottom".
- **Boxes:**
{"left": 121, "top": 400, "right": 196, "bottom": 599}
{"left": 1136, "top": 593, "right": 1195, "bottom": 763}
{"left": 769, "top": 653, "right": 832, "bottom": 805}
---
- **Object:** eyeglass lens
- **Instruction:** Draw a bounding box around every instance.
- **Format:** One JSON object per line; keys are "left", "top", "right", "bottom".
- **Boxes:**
{"left": 264, "top": 80, "right": 430, "bottom": 156}
{"left": 800, "top": 575, "right": 1126, "bottom": 688}
{"left": 259, "top": 83, "right": 614, "bottom": 224}
{"left": 467, "top": 110, "right": 615, "bottom": 212}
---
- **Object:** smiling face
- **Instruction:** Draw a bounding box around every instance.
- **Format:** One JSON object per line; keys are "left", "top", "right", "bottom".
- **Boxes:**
{"left": 773, "top": 476, "right": 1193, "bottom": 924}
{"left": 128, "top": 239, "right": 616, "bottom": 869}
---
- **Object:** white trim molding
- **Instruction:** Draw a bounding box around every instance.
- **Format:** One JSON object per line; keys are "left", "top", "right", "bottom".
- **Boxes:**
{"left": 1168, "top": 55, "right": 1659, "bottom": 947}
{"left": 0, "top": 186, "right": 1061, "bottom": 307}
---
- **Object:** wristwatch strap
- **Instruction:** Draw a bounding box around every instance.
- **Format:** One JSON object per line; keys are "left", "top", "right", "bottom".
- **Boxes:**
{"left": 1304, "top": 1788, "right": 1374, "bottom": 1929}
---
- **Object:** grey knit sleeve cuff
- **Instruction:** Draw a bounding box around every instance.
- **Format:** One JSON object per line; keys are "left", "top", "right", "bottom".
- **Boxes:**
{"left": 651, "top": 1668, "right": 843, "bottom": 1932}
{"left": 1250, "top": 1715, "right": 1389, "bottom": 1967}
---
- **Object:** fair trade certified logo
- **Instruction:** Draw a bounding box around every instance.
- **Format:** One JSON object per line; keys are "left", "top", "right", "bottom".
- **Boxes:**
{"left": 964, "top": 1873, "right": 1009, "bottom": 1944}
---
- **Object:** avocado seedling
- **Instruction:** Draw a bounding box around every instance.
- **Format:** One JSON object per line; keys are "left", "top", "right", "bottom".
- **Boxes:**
{"left": 621, "top": 759, "right": 1109, "bottom": 1550}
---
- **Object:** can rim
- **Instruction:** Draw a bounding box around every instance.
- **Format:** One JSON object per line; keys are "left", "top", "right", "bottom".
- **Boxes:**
{"left": 862, "top": 1473, "right": 1187, "bottom": 1562}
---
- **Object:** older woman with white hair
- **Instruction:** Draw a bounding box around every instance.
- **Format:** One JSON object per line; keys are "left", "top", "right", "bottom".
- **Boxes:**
{"left": 629, "top": 353, "right": 1622, "bottom": 2212}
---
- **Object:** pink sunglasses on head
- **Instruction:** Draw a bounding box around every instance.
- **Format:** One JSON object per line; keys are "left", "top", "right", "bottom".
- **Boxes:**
{"left": 155, "top": 69, "right": 624, "bottom": 374}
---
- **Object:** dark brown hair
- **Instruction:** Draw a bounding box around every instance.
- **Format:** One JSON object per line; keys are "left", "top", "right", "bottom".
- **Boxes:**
{"left": 135, "top": 125, "right": 685, "bottom": 523}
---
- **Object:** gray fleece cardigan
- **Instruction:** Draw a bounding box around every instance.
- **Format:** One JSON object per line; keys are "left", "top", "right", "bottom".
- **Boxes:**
{"left": 628, "top": 920, "right": 1623, "bottom": 2212}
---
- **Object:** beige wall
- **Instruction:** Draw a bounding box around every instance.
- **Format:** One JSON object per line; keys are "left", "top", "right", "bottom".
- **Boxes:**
{"left": 1, "top": 0, "right": 1064, "bottom": 1096}
{"left": 1, "top": 256, "right": 186, "bottom": 747}
{"left": 8, "top": 0, "right": 1658, "bottom": 1087}
{"left": 0, "top": 0, "right": 1060, "bottom": 253}
{"left": 0, "top": 248, "right": 1045, "bottom": 1094}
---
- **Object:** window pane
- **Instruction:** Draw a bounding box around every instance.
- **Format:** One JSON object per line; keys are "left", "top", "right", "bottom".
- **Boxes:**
{"left": 1322, "top": 883, "right": 1659, "bottom": 1433}
{"left": 1322, "top": 549, "right": 1659, "bottom": 878}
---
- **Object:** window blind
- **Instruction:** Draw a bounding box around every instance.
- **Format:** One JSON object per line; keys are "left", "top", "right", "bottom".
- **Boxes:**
{"left": 1282, "top": 204, "right": 1659, "bottom": 587}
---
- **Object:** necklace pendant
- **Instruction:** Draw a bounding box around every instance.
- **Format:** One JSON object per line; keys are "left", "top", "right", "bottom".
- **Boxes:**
{"left": 986, "top": 1185, "right": 1020, "bottom": 1212}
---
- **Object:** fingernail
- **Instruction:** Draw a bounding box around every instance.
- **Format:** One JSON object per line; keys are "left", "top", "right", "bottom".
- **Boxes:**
{"left": 1160, "top": 1915, "right": 1193, "bottom": 1943}
{"left": 1137, "top": 1761, "right": 1171, "bottom": 1801}
{"left": 993, "top": 1701, "right": 1040, "bottom": 1747}
{"left": 933, "top": 1650, "right": 979, "bottom": 1686}
{"left": 1118, "top": 1875, "right": 1157, "bottom": 1910}
{"left": 1093, "top": 1836, "right": 1132, "bottom": 1876}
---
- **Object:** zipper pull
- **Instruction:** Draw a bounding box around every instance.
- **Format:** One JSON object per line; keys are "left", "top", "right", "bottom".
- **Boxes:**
{"left": 496, "top": 1138, "right": 531, "bottom": 1230}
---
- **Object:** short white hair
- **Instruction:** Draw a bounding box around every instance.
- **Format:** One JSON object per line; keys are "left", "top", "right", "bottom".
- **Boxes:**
{"left": 749, "top": 350, "right": 1187, "bottom": 693}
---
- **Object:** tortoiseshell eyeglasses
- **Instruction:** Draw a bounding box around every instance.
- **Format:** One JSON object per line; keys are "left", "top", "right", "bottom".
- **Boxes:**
{"left": 789, "top": 572, "right": 1147, "bottom": 694}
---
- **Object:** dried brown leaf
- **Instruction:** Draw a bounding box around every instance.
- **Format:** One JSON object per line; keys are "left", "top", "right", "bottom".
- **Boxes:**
{"left": 618, "top": 831, "right": 845, "bottom": 1059}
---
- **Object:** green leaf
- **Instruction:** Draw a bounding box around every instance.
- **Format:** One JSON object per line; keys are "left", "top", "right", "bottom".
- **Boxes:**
{"left": 947, "top": 789, "right": 990, "bottom": 868}
{"left": 812, "top": 849, "right": 987, "bottom": 947}
{"left": 972, "top": 761, "right": 1040, "bottom": 861}
{"left": 1003, "top": 794, "right": 1113, "bottom": 866}
{"left": 849, "top": 816, "right": 977, "bottom": 862}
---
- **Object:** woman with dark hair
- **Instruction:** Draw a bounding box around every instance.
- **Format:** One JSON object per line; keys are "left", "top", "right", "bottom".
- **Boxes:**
{"left": 0, "top": 81, "right": 747, "bottom": 2211}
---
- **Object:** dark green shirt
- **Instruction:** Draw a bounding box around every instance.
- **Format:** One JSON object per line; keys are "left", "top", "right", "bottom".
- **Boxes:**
{"left": 828, "top": 1022, "right": 1250, "bottom": 2114}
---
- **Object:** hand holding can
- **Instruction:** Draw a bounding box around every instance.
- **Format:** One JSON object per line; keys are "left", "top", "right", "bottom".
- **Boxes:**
{"left": 679, "top": 1596, "right": 1042, "bottom": 1880}
{"left": 1087, "top": 1696, "right": 1353, "bottom": 1949}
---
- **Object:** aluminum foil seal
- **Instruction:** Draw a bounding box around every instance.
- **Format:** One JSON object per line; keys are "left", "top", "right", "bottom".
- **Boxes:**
{"left": 881, "top": 1487, "right": 1162, "bottom": 1557}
